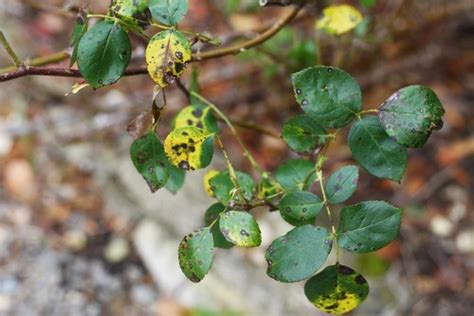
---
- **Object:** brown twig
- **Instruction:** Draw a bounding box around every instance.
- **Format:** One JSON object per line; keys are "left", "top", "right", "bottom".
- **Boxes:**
{"left": 0, "top": 4, "right": 304, "bottom": 83}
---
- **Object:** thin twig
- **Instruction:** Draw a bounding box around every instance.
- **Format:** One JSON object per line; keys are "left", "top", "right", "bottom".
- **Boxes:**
{"left": 0, "top": 31, "right": 22, "bottom": 67}
{"left": 0, "top": 50, "right": 68, "bottom": 73}
{"left": 217, "top": 117, "right": 281, "bottom": 139}
{"left": 0, "top": 4, "right": 304, "bottom": 83}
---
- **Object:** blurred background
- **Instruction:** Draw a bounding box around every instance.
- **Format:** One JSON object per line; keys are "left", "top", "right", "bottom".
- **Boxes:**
{"left": 0, "top": 0, "right": 473, "bottom": 315}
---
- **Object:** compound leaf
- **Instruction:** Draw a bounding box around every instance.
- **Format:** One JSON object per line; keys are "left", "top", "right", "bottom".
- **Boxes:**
{"left": 164, "top": 126, "right": 214, "bottom": 171}
{"left": 279, "top": 191, "right": 323, "bottom": 226}
{"left": 338, "top": 201, "right": 402, "bottom": 253}
{"left": 219, "top": 211, "right": 261, "bottom": 247}
{"left": 291, "top": 66, "right": 362, "bottom": 128}
{"left": 77, "top": 21, "right": 131, "bottom": 88}
{"left": 348, "top": 116, "right": 407, "bottom": 181}
{"left": 130, "top": 132, "right": 170, "bottom": 192}
{"left": 379, "top": 85, "right": 445, "bottom": 148}
{"left": 265, "top": 225, "right": 332, "bottom": 283}
{"left": 178, "top": 228, "right": 214, "bottom": 283}
{"left": 326, "top": 165, "right": 359, "bottom": 204}
{"left": 305, "top": 264, "right": 369, "bottom": 314}
{"left": 146, "top": 29, "right": 191, "bottom": 88}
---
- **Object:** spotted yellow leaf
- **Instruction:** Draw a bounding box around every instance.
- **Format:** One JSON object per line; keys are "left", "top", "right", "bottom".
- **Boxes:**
{"left": 164, "top": 127, "right": 214, "bottom": 171}
{"left": 203, "top": 169, "right": 219, "bottom": 197}
{"left": 316, "top": 5, "right": 363, "bottom": 35}
{"left": 146, "top": 29, "right": 191, "bottom": 88}
{"left": 110, "top": 0, "right": 151, "bottom": 29}
{"left": 305, "top": 264, "right": 369, "bottom": 314}
{"left": 173, "top": 105, "right": 218, "bottom": 133}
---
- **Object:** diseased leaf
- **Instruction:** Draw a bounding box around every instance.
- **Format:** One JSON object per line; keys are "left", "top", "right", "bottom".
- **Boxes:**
{"left": 204, "top": 203, "right": 233, "bottom": 249}
{"left": 149, "top": 0, "right": 188, "bottom": 25}
{"left": 110, "top": 0, "right": 151, "bottom": 29}
{"left": 164, "top": 126, "right": 214, "bottom": 171}
{"left": 379, "top": 85, "right": 445, "bottom": 148}
{"left": 279, "top": 191, "right": 323, "bottom": 226}
{"left": 219, "top": 211, "right": 261, "bottom": 247}
{"left": 165, "top": 164, "right": 185, "bottom": 194}
{"left": 292, "top": 66, "right": 361, "bottom": 128}
{"left": 265, "top": 225, "right": 332, "bottom": 283}
{"left": 275, "top": 159, "right": 315, "bottom": 190}
{"left": 173, "top": 105, "right": 218, "bottom": 133}
{"left": 326, "top": 165, "right": 359, "bottom": 204}
{"left": 305, "top": 264, "right": 369, "bottom": 314}
{"left": 281, "top": 114, "right": 327, "bottom": 154}
{"left": 69, "top": 7, "right": 88, "bottom": 67}
{"left": 178, "top": 228, "right": 214, "bottom": 283}
{"left": 338, "top": 201, "right": 402, "bottom": 253}
{"left": 203, "top": 169, "right": 219, "bottom": 197}
{"left": 348, "top": 116, "right": 407, "bottom": 181}
{"left": 209, "top": 171, "right": 255, "bottom": 205}
{"left": 130, "top": 132, "right": 170, "bottom": 192}
{"left": 146, "top": 29, "right": 191, "bottom": 88}
{"left": 316, "top": 4, "right": 363, "bottom": 35}
{"left": 77, "top": 21, "right": 131, "bottom": 88}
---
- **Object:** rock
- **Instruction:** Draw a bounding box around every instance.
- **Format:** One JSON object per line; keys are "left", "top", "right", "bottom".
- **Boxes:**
{"left": 104, "top": 237, "right": 130, "bottom": 263}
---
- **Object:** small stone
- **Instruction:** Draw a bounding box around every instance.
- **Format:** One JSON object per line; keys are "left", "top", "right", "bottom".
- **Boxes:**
{"left": 430, "top": 215, "right": 453, "bottom": 237}
{"left": 104, "top": 237, "right": 130, "bottom": 263}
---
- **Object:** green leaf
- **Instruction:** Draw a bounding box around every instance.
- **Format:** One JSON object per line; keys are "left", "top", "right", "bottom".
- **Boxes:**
{"left": 69, "top": 7, "right": 88, "bottom": 67}
{"left": 265, "top": 225, "right": 332, "bottom": 283}
{"left": 149, "top": 0, "right": 188, "bottom": 25}
{"left": 275, "top": 159, "right": 315, "bottom": 190}
{"left": 130, "top": 132, "right": 170, "bottom": 192}
{"left": 146, "top": 29, "right": 191, "bottom": 88}
{"left": 360, "top": 0, "right": 377, "bottom": 8}
{"left": 257, "top": 176, "right": 280, "bottom": 200}
{"left": 348, "top": 116, "right": 407, "bottom": 181}
{"left": 165, "top": 164, "right": 185, "bottom": 194}
{"left": 77, "top": 21, "right": 131, "bottom": 88}
{"left": 304, "top": 264, "right": 369, "bottom": 314}
{"left": 209, "top": 171, "right": 255, "bottom": 205}
{"left": 379, "top": 85, "right": 445, "bottom": 148}
{"left": 279, "top": 191, "right": 323, "bottom": 226}
{"left": 325, "top": 165, "right": 359, "bottom": 204}
{"left": 338, "top": 201, "right": 402, "bottom": 253}
{"left": 164, "top": 127, "right": 214, "bottom": 171}
{"left": 281, "top": 114, "right": 327, "bottom": 154}
{"left": 173, "top": 105, "right": 218, "bottom": 134}
{"left": 178, "top": 228, "right": 214, "bottom": 283}
{"left": 219, "top": 211, "right": 261, "bottom": 247}
{"left": 291, "top": 66, "right": 362, "bottom": 128}
{"left": 204, "top": 203, "right": 233, "bottom": 249}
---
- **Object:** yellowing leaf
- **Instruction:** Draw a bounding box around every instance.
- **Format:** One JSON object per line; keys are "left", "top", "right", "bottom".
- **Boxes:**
{"left": 146, "top": 29, "right": 191, "bottom": 88}
{"left": 316, "top": 5, "right": 363, "bottom": 35}
{"left": 173, "top": 105, "right": 218, "bottom": 133}
{"left": 164, "top": 127, "right": 214, "bottom": 171}
{"left": 204, "top": 169, "right": 219, "bottom": 197}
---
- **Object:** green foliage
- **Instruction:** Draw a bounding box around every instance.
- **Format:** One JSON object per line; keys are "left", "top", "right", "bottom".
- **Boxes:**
{"left": 279, "top": 191, "right": 323, "bottom": 226}
{"left": 325, "top": 165, "right": 359, "bottom": 204}
{"left": 349, "top": 116, "right": 407, "bottom": 181}
{"left": 275, "top": 159, "right": 315, "bottom": 190}
{"left": 149, "top": 0, "right": 188, "bottom": 25}
{"left": 305, "top": 264, "right": 369, "bottom": 314}
{"left": 63, "top": 3, "right": 446, "bottom": 311}
{"left": 178, "top": 228, "right": 214, "bottom": 283}
{"left": 265, "top": 225, "right": 332, "bottom": 282}
{"left": 379, "top": 85, "right": 444, "bottom": 148}
{"left": 130, "top": 132, "right": 171, "bottom": 192}
{"left": 219, "top": 211, "right": 261, "bottom": 247}
{"left": 292, "top": 66, "right": 362, "bottom": 128}
{"left": 338, "top": 201, "right": 402, "bottom": 253}
{"left": 281, "top": 115, "right": 327, "bottom": 154}
{"left": 77, "top": 21, "right": 131, "bottom": 88}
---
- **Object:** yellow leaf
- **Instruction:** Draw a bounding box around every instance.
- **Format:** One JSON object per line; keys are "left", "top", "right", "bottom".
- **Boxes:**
{"left": 173, "top": 105, "right": 218, "bottom": 133}
{"left": 164, "top": 127, "right": 214, "bottom": 171}
{"left": 203, "top": 169, "right": 219, "bottom": 197}
{"left": 316, "top": 5, "right": 363, "bottom": 36}
{"left": 146, "top": 29, "right": 191, "bottom": 88}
